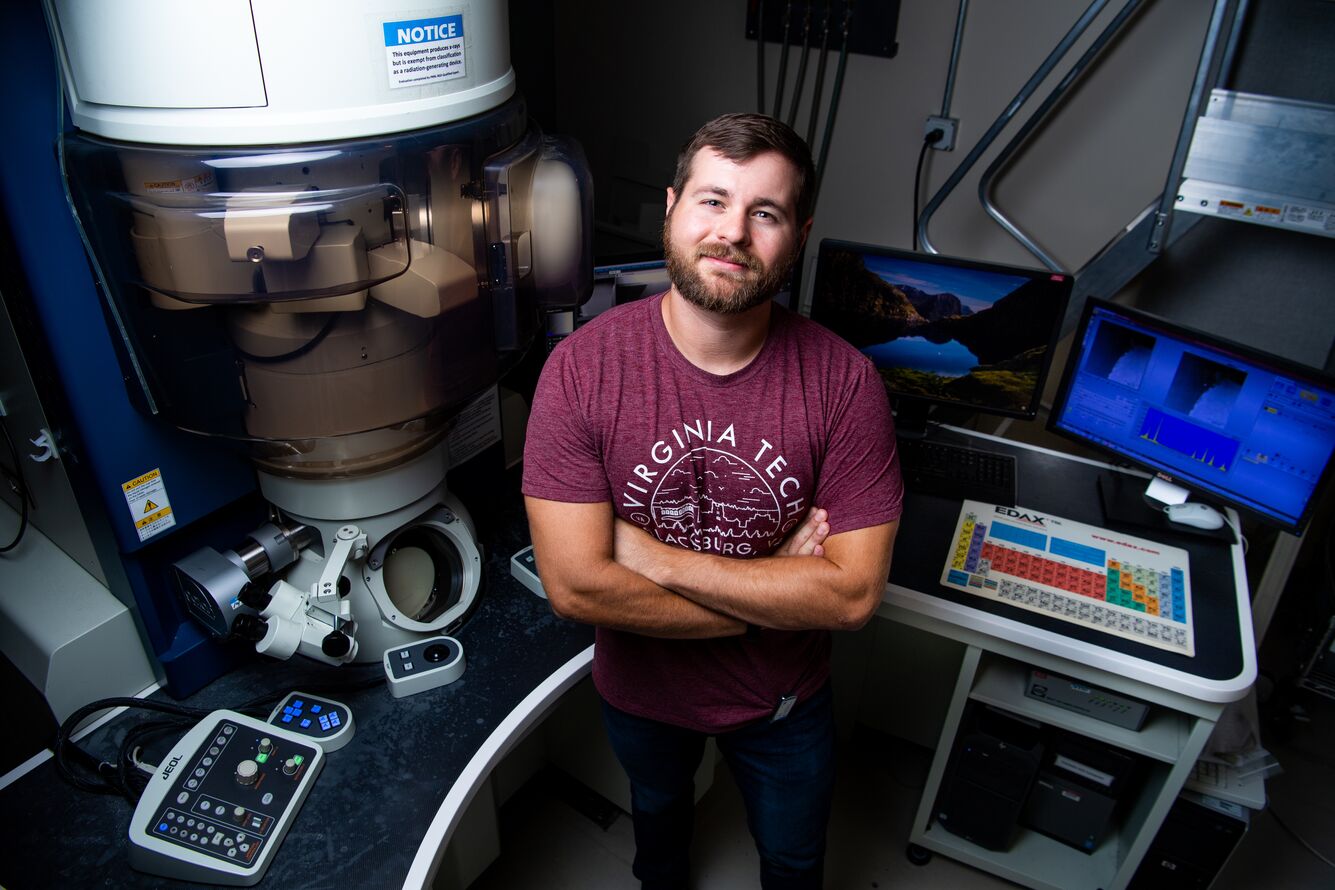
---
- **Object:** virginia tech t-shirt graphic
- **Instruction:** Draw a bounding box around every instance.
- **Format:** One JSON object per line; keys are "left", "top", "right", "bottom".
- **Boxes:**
{"left": 619, "top": 420, "right": 808, "bottom": 557}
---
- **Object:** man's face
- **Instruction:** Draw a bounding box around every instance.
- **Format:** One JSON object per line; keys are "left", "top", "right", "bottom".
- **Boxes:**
{"left": 663, "top": 148, "right": 810, "bottom": 315}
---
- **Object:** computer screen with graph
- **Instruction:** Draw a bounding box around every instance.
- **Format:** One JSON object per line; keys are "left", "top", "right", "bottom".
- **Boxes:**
{"left": 1049, "top": 299, "right": 1335, "bottom": 534}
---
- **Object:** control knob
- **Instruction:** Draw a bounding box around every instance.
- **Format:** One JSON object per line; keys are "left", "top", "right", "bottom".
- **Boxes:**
{"left": 235, "top": 759, "right": 259, "bottom": 785}
{"left": 322, "top": 629, "right": 353, "bottom": 658}
{"left": 231, "top": 613, "right": 268, "bottom": 642}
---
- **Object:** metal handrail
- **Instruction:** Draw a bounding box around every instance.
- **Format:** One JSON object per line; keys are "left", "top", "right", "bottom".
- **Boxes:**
{"left": 977, "top": 0, "right": 1147, "bottom": 272}
{"left": 1146, "top": 0, "right": 1240, "bottom": 253}
{"left": 939, "top": 0, "right": 969, "bottom": 119}
{"left": 916, "top": 0, "right": 1111, "bottom": 256}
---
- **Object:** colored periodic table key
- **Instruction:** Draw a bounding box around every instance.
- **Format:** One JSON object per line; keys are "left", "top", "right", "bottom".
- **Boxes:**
{"left": 940, "top": 500, "right": 1195, "bottom": 657}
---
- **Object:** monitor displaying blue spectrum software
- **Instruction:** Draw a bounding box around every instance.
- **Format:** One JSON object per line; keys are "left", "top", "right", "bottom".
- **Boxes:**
{"left": 1049, "top": 299, "right": 1335, "bottom": 534}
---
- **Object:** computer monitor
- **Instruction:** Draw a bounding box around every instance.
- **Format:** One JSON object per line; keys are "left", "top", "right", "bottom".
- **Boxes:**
{"left": 1048, "top": 298, "right": 1335, "bottom": 535}
{"left": 808, "top": 239, "right": 1073, "bottom": 436}
{"left": 587, "top": 258, "right": 672, "bottom": 319}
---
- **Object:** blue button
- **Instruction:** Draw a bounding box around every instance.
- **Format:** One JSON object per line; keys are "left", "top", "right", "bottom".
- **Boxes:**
{"left": 310, "top": 704, "right": 322, "bottom": 714}
{"left": 330, "top": 713, "right": 341, "bottom": 727}
{"left": 319, "top": 716, "right": 330, "bottom": 730}
{"left": 282, "top": 714, "right": 293, "bottom": 723}
{"left": 300, "top": 718, "right": 311, "bottom": 728}
{"left": 158, "top": 823, "right": 168, "bottom": 832}
{"left": 293, "top": 699, "right": 304, "bottom": 708}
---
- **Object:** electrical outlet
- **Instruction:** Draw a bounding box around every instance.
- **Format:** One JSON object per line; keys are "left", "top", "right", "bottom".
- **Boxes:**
{"left": 924, "top": 116, "right": 958, "bottom": 151}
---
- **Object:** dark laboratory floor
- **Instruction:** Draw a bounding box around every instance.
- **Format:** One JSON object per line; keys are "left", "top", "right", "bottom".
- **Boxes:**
{"left": 471, "top": 680, "right": 1335, "bottom": 890}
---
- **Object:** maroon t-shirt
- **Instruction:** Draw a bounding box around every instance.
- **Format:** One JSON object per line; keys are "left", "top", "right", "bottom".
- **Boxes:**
{"left": 522, "top": 293, "right": 903, "bottom": 732}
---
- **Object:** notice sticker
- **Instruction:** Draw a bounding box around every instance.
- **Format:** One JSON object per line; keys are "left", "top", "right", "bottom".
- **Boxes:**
{"left": 383, "top": 14, "right": 466, "bottom": 89}
{"left": 122, "top": 468, "right": 176, "bottom": 542}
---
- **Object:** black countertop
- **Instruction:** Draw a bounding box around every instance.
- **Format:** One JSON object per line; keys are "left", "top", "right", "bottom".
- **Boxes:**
{"left": 0, "top": 485, "right": 594, "bottom": 890}
{"left": 888, "top": 427, "right": 1247, "bottom": 682}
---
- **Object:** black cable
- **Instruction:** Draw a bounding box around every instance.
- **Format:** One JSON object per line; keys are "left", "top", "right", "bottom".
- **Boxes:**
{"left": 757, "top": 0, "right": 766, "bottom": 113}
{"left": 812, "top": 0, "right": 854, "bottom": 212}
{"left": 805, "top": 1, "right": 834, "bottom": 147}
{"left": 55, "top": 697, "right": 215, "bottom": 800}
{"left": 786, "top": 3, "right": 814, "bottom": 127}
{"left": 232, "top": 311, "right": 340, "bottom": 365}
{"left": 118, "top": 717, "right": 193, "bottom": 799}
{"left": 54, "top": 665, "right": 389, "bottom": 803}
{"left": 914, "top": 129, "right": 946, "bottom": 251}
{"left": 772, "top": 1, "right": 794, "bottom": 119}
{"left": 0, "top": 417, "right": 32, "bottom": 553}
{"left": 230, "top": 663, "right": 388, "bottom": 717}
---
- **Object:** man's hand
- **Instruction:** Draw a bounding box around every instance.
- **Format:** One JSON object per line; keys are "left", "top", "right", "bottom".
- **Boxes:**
{"left": 525, "top": 497, "right": 746, "bottom": 639}
{"left": 776, "top": 508, "right": 829, "bottom": 557}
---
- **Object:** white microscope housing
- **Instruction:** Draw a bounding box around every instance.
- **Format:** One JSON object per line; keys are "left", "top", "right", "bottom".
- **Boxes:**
{"left": 45, "top": 0, "right": 591, "bottom": 665}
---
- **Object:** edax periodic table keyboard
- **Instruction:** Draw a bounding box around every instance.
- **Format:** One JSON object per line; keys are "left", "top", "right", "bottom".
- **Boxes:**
{"left": 943, "top": 501, "right": 1195, "bottom": 656}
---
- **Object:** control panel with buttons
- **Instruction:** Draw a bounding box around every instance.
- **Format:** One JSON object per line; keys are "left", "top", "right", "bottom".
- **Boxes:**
{"left": 127, "top": 709, "right": 323, "bottom": 886}
{"left": 383, "top": 635, "right": 466, "bottom": 698}
{"left": 266, "top": 692, "right": 355, "bottom": 753}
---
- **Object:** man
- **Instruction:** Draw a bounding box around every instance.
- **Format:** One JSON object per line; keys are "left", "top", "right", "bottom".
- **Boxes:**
{"left": 523, "top": 112, "right": 902, "bottom": 889}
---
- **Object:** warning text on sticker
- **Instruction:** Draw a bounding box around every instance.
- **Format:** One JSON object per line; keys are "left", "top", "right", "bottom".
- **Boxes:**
{"left": 382, "top": 14, "right": 467, "bottom": 89}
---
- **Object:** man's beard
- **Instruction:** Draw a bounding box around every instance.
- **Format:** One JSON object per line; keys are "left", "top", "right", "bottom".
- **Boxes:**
{"left": 663, "top": 220, "right": 796, "bottom": 315}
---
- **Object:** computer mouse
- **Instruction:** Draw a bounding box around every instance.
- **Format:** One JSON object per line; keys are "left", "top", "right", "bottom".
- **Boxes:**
{"left": 1164, "top": 502, "right": 1225, "bottom": 530}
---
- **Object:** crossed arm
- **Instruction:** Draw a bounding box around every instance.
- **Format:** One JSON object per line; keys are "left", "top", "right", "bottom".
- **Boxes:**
{"left": 524, "top": 496, "right": 899, "bottom": 639}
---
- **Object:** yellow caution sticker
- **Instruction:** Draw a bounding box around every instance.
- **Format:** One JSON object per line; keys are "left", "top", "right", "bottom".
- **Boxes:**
{"left": 122, "top": 468, "right": 177, "bottom": 542}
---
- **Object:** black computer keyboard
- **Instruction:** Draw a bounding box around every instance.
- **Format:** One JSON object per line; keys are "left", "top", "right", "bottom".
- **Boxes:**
{"left": 896, "top": 438, "right": 1017, "bottom": 506}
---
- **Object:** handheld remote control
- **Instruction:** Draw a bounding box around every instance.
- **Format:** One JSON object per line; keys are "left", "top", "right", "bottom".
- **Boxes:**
{"left": 510, "top": 545, "right": 547, "bottom": 598}
{"left": 267, "top": 692, "right": 355, "bottom": 752}
{"left": 127, "top": 709, "right": 323, "bottom": 886}
{"left": 383, "top": 635, "right": 466, "bottom": 698}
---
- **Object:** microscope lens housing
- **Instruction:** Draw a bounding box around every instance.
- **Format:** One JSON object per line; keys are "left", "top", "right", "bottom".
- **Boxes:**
{"left": 46, "top": 0, "right": 593, "bottom": 671}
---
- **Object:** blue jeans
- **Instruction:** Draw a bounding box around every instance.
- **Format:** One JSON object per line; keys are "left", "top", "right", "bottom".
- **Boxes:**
{"left": 600, "top": 683, "right": 835, "bottom": 890}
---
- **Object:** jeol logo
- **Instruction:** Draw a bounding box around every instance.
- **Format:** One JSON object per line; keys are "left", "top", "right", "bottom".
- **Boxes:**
{"left": 161, "top": 754, "right": 183, "bottom": 781}
{"left": 383, "top": 15, "right": 464, "bottom": 47}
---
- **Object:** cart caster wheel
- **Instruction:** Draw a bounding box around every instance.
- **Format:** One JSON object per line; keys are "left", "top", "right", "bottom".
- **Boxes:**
{"left": 906, "top": 843, "right": 932, "bottom": 866}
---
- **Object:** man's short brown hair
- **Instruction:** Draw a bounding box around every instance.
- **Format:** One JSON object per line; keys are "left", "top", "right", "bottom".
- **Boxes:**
{"left": 671, "top": 113, "right": 817, "bottom": 224}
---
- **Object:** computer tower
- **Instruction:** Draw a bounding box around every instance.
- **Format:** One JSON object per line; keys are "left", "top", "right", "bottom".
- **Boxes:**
{"left": 1298, "top": 614, "right": 1335, "bottom": 700}
{"left": 1129, "top": 790, "right": 1249, "bottom": 889}
{"left": 934, "top": 706, "right": 1045, "bottom": 851}
{"left": 1021, "top": 730, "right": 1139, "bottom": 853}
